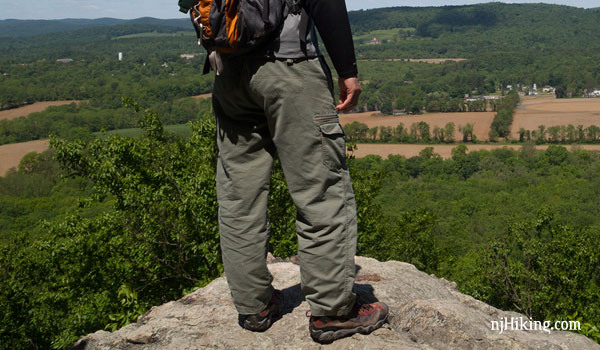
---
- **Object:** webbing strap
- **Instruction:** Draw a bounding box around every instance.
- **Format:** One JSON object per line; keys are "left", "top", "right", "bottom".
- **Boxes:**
{"left": 298, "top": 9, "right": 309, "bottom": 44}
{"left": 310, "top": 23, "right": 334, "bottom": 99}
{"left": 263, "top": 0, "right": 270, "bottom": 23}
{"left": 203, "top": 55, "right": 211, "bottom": 74}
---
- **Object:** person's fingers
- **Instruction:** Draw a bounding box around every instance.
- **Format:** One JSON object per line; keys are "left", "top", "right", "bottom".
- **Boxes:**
{"left": 336, "top": 77, "right": 361, "bottom": 113}
{"left": 338, "top": 89, "right": 347, "bottom": 107}
{"left": 336, "top": 91, "right": 357, "bottom": 112}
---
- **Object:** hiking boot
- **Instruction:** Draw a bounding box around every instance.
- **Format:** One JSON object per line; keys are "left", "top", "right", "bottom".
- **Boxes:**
{"left": 308, "top": 300, "right": 389, "bottom": 343}
{"left": 240, "top": 289, "right": 283, "bottom": 332}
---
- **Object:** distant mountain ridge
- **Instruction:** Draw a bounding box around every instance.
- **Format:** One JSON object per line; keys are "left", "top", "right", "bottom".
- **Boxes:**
{"left": 2, "top": 3, "right": 600, "bottom": 40}
{"left": 0, "top": 17, "right": 190, "bottom": 38}
{"left": 1, "top": 3, "right": 599, "bottom": 64}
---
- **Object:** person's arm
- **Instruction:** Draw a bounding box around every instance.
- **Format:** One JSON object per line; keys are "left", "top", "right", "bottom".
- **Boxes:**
{"left": 302, "top": 0, "right": 357, "bottom": 78}
{"left": 302, "top": 0, "right": 361, "bottom": 112}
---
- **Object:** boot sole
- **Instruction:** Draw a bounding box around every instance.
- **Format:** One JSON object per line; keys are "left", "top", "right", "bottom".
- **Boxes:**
{"left": 310, "top": 313, "right": 389, "bottom": 344}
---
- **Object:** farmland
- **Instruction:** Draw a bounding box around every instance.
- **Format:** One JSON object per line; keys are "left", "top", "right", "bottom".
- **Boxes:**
{"left": 192, "top": 93, "right": 212, "bottom": 99}
{"left": 0, "top": 101, "right": 80, "bottom": 121}
{"left": 339, "top": 111, "right": 494, "bottom": 141}
{"left": 0, "top": 139, "right": 49, "bottom": 175}
{"left": 351, "top": 143, "right": 600, "bottom": 159}
{"left": 3, "top": 97, "right": 599, "bottom": 174}
{"left": 510, "top": 96, "right": 600, "bottom": 138}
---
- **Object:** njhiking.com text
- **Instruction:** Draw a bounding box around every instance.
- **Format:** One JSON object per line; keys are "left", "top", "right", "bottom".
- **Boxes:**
{"left": 491, "top": 317, "right": 580, "bottom": 334}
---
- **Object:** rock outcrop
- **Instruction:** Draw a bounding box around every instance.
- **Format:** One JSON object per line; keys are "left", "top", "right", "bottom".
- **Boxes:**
{"left": 71, "top": 256, "right": 599, "bottom": 349}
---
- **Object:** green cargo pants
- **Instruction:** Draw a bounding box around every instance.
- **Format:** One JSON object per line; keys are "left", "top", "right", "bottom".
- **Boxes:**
{"left": 213, "top": 56, "right": 357, "bottom": 317}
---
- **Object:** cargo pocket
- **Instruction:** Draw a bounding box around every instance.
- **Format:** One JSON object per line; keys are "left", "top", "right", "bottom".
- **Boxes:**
{"left": 317, "top": 114, "right": 347, "bottom": 172}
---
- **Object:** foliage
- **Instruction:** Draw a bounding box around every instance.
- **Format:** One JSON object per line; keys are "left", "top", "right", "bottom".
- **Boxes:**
{"left": 1, "top": 101, "right": 222, "bottom": 349}
{"left": 344, "top": 120, "right": 477, "bottom": 144}
{"left": 0, "top": 149, "right": 96, "bottom": 244}
{"left": 351, "top": 145, "right": 600, "bottom": 342}
{"left": 0, "top": 98, "right": 212, "bottom": 145}
{"left": 2, "top": 3, "right": 600, "bottom": 345}
{"left": 489, "top": 90, "right": 520, "bottom": 139}
{"left": 479, "top": 208, "right": 600, "bottom": 328}
{"left": 569, "top": 312, "right": 600, "bottom": 343}
{"left": 375, "top": 208, "right": 440, "bottom": 272}
{"left": 0, "top": 103, "right": 437, "bottom": 348}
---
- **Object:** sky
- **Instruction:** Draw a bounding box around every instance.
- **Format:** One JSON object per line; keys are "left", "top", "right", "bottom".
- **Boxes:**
{"left": 0, "top": 0, "right": 597, "bottom": 20}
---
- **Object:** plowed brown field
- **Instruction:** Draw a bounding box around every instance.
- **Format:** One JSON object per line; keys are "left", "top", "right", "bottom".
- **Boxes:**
{"left": 0, "top": 140, "right": 49, "bottom": 176}
{"left": 192, "top": 93, "right": 212, "bottom": 99}
{"left": 339, "top": 111, "right": 495, "bottom": 141}
{"left": 0, "top": 101, "right": 80, "bottom": 121}
{"left": 511, "top": 96, "right": 600, "bottom": 138}
{"left": 351, "top": 143, "right": 600, "bottom": 159}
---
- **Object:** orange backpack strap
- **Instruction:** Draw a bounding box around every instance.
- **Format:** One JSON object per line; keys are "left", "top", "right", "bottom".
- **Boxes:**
{"left": 224, "top": 0, "right": 240, "bottom": 49}
{"left": 198, "top": 0, "right": 213, "bottom": 37}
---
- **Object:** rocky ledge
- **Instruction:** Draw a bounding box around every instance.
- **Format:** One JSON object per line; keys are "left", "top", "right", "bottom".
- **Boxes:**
{"left": 71, "top": 256, "right": 599, "bottom": 349}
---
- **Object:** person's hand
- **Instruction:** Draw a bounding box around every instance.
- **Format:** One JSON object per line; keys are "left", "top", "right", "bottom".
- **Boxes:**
{"left": 336, "top": 76, "right": 362, "bottom": 113}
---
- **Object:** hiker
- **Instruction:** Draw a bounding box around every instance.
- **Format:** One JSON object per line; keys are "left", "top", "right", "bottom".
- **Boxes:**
{"left": 179, "top": 0, "right": 389, "bottom": 343}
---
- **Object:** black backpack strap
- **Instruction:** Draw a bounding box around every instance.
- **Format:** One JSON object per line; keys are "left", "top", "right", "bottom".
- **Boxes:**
{"left": 203, "top": 55, "right": 211, "bottom": 74}
{"left": 263, "top": 0, "right": 270, "bottom": 23}
{"left": 298, "top": 9, "right": 309, "bottom": 45}
{"left": 310, "top": 23, "right": 334, "bottom": 99}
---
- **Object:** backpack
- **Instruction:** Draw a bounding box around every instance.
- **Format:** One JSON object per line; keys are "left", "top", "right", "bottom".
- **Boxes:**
{"left": 178, "top": 0, "right": 297, "bottom": 55}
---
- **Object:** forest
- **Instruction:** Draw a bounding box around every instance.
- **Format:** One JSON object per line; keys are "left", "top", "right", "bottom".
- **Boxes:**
{"left": 1, "top": 3, "right": 600, "bottom": 349}
{"left": 2, "top": 107, "right": 599, "bottom": 348}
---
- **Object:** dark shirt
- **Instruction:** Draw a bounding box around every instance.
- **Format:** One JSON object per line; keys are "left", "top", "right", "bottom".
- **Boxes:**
{"left": 302, "top": 0, "right": 357, "bottom": 78}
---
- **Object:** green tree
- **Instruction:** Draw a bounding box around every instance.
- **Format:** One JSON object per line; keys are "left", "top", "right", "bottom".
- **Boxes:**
{"left": 480, "top": 208, "right": 600, "bottom": 325}
{"left": 1, "top": 100, "right": 222, "bottom": 349}
{"left": 444, "top": 122, "right": 455, "bottom": 143}
{"left": 417, "top": 121, "right": 431, "bottom": 142}
{"left": 459, "top": 123, "right": 475, "bottom": 142}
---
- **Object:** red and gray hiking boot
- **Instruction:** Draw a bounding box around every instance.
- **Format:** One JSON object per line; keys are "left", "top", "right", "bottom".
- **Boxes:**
{"left": 240, "top": 289, "right": 284, "bottom": 332}
{"left": 308, "top": 300, "right": 389, "bottom": 343}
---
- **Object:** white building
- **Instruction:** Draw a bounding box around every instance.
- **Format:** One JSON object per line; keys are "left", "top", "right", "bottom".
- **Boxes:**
{"left": 118, "top": 52, "right": 123, "bottom": 61}
{"left": 542, "top": 85, "right": 555, "bottom": 93}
